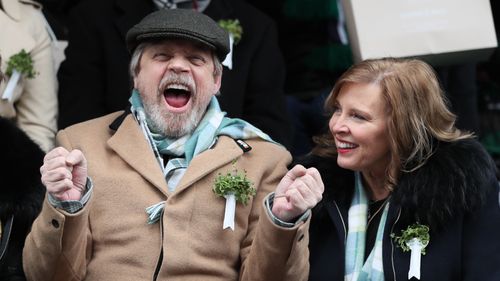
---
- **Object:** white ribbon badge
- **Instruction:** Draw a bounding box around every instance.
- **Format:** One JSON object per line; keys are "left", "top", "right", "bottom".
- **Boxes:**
{"left": 407, "top": 238, "right": 425, "bottom": 280}
{"left": 221, "top": 34, "right": 234, "bottom": 70}
{"left": 223, "top": 193, "right": 236, "bottom": 231}
{"left": 2, "top": 70, "right": 20, "bottom": 102}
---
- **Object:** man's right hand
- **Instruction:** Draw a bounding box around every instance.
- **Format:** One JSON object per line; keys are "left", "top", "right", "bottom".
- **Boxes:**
{"left": 40, "top": 147, "right": 88, "bottom": 201}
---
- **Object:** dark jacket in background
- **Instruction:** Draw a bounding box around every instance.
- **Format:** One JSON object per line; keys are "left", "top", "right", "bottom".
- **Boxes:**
{"left": 0, "top": 117, "right": 45, "bottom": 281}
{"left": 299, "top": 139, "right": 500, "bottom": 281}
{"left": 56, "top": 0, "right": 291, "bottom": 148}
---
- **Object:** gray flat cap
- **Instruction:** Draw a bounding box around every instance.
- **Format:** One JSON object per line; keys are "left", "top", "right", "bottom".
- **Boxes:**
{"left": 126, "top": 9, "right": 230, "bottom": 61}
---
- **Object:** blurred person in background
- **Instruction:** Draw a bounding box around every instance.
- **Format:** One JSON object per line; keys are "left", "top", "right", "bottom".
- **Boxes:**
{"left": 0, "top": 54, "right": 46, "bottom": 280}
{"left": 0, "top": 0, "right": 58, "bottom": 152}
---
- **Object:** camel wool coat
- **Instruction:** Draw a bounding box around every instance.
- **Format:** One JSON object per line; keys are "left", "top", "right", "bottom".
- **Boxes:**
{"left": 23, "top": 111, "right": 310, "bottom": 281}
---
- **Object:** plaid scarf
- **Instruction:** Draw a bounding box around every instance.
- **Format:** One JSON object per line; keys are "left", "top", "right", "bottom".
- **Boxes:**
{"left": 344, "top": 172, "right": 389, "bottom": 281}
{"left": 129, "top": 90, "right": 274, "bottom": 223}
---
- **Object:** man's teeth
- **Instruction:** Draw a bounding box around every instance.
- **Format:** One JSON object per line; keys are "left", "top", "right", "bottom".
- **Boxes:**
{"left": 337, "top": 142, "right": 356, "bottom": 149}
{"left": 166, "top": 83, "right": 189, "bottom": 91}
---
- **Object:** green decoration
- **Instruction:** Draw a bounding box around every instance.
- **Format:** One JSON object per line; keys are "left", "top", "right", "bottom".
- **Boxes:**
{"left": 6, "top": 49, "right": 37, "bottom": 78}
{"left": 213, "top": 161, "right": 255, "bottom": 205}
{"left": 391, "top": 223, "right": 430, "bottom": 255}
{"left": 218, "top": 19, "right": 243, "bottom": 45}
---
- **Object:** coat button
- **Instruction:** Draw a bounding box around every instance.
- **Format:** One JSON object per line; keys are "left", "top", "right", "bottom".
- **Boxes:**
{"left": 51, "top": 219, "right": 60, "bottom": 228}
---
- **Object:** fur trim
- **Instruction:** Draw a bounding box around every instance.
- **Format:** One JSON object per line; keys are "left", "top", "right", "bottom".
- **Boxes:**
{"left": 0, "top": 117, "right": 45, "bottom": 223}
{"left": 393, "top": 138, "right": 498, "bottom": 230}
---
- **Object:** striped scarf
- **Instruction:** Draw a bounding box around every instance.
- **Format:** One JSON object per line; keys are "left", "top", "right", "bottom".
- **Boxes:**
{"left": 129, "top": 89, "right": 275, "bottom": 223}
{"left": 344, "top": 172, "right": 389, "bottom": 281}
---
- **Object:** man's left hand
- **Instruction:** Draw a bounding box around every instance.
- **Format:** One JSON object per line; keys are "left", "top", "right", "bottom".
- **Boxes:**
{"left": 272, "top": 165, "right": 324, "bottom": 222}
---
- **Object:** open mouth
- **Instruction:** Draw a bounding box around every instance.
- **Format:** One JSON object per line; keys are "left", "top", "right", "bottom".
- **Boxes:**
{"left": 163, "top": 83, "right": 192, "bottom": 109}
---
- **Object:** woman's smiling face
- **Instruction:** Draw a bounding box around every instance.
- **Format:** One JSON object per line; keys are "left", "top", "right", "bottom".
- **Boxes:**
{"left": 329, "top": 82, "right": 391, "bottom": 177}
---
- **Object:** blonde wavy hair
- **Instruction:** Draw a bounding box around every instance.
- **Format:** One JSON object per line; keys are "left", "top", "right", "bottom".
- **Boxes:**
{"left": 313, "top": 57, "right": 473, "bottom": 189}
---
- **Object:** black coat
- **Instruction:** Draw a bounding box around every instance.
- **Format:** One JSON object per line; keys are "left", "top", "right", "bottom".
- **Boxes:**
{"left": 0, "top": 118, "right": 45, "bottom": 281}
{"left": 300, "top": 139, "right": 500, "bottom": 281}
{"left": 57, "top": 0, "right": 291, "bottom": 148}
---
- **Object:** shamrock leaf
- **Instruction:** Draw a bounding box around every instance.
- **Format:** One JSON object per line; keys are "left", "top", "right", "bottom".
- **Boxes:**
{"left": 213, "top": 162, "right": 255, "bottom": 205}
{"left": 391, "top": 223, "right": 430, "bottom": 255}
{"left": 6, "top": 49, "right": 37, "bottom": 78}
{"left": 218, "top": 19, "right": 243, "bottom": 45}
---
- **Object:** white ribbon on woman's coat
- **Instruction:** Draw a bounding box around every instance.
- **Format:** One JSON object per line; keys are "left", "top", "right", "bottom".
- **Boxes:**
{"left": 407, "top": 238, "right": 424, "bottom": 280}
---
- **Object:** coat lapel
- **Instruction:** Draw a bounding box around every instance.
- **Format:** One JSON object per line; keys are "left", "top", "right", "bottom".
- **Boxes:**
{"left": 1, "top": 0, "right": 21, "bottom": 20}
{"left": 174, "top": 136, "right": 243, "bottom": 194}
{"left": 326, "top": 200, "right": 348, "bottom": 246}
{"left": 107, "top": 114, "right": 169, "bottom": 196}
{"left": 0, "top": 2, "right": 36, "bottom": 59}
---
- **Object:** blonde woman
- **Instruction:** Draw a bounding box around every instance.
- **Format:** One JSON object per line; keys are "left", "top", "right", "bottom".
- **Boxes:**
{"left": 302, "top": 57, "right": 500, "bottom": 281}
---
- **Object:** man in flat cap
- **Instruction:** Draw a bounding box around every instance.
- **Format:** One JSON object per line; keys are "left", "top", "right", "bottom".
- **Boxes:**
{"left": 56, "top": 0, "right": 292, "bottom": 150}
{"left": 23, "top": 8, "right": 323, "bottom": 281}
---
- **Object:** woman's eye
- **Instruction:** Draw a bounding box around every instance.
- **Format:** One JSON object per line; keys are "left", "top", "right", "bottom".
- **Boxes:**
{"left": 331, "top": 105, "right": 341, "bottom": 115}
{"left": 352, "top": 113, "right": 366, "bottom": 121}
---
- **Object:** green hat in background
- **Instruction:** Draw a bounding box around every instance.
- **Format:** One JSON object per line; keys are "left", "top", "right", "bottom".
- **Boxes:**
{"left": 126, "top": 8, "right": 230, "bottom": 61}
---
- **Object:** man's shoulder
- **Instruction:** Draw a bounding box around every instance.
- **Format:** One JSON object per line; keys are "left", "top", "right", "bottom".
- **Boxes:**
{"left": 60, "top": 111, "right": 126, "bottom": 135}
{"left": 216, "top": 136, "right": 291, "bottom": 161}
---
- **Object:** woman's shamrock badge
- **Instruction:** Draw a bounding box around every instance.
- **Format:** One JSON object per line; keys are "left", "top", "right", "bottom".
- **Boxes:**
{"left": 213, "top": 161, "right": 255, "bottom": 231}
{"left": 391, "top": 223, "right": 430, "bottom": 280}
{"left": 2, "top": 49, "right": 37, "bottom": 102}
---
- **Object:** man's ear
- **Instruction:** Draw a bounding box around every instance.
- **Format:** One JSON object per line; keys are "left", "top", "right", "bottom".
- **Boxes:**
{"left": 213, "top": 72, "right": 222, "bottom": 95}
{"left": 133, "top": 76, "right": 138, "bottom": 89}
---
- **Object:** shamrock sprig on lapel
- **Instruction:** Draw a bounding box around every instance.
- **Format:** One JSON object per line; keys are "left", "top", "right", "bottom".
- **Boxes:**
{"left": 2, "top": 49, "right": 37, "bottom": 102}
{"left": 213, "top": 160, "right": 255, "bottom": 231}
{"left": 218, "top": 19, "right": 243, "bottom": 45}
{"left": 391, "top": 223, "right": 430, "bottom": 254}
{"left": 391, "top": 222, "right": 430, "bottom": 280}
{"left": 213, "top": 162, "right": 255, "bottom": 205}
{"left": 6, "top": 49, "right": 37, "bottom": 78}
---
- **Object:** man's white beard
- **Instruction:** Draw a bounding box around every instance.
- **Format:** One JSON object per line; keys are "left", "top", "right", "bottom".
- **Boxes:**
{"left": 143, "top": 99, "right": 206, "bottom": 138}
{"left": 138, "top": 72, "right": 214, "bottom": 138}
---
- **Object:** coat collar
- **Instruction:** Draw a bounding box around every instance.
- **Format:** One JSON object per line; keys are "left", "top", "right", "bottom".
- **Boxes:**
{"left": 175, "top": 135, "right": 243, "bottom": 192}
{"left": 107, "top": 112, "right": 245, "bottom": 197}
{"left": 0, "top": 0, "right": 37, "bottom": 59}
{"left": 108, "top": 113, "right": 168, "bottom": 194}
{"left": 1, "top": 0, "right": 21, "bottom": 20}
{"left": 1, "top": 0, "right": 41, "bottom": 21}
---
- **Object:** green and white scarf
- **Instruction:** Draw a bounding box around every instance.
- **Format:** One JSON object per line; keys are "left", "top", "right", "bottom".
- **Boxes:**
{"left": 129, "top": 89, "right": 275, "bottom": 223}
{"left": 345, "top": 172, "right": 389, "bottom": 281}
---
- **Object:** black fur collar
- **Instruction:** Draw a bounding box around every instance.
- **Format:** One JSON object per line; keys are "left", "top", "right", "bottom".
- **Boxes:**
{"left": 299, "top": 138, "right": 498, "bottom": 230}
{"left": 393, "top": 138, "right": 497, "bottom": 229}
